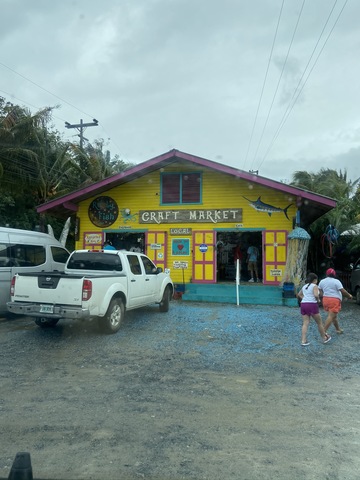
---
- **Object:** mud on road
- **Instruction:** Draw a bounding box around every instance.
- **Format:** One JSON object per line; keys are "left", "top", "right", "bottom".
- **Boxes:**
{"left": 0, "top": 300, "right": 360, "bottom": 480}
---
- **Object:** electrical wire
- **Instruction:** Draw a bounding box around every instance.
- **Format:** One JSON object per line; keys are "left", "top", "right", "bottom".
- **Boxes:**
{"left": 242, "top": 0, "right": 285, "bottom": 171}
{"left": 249, "top": 0, "right": 306, "bottom": 171}
{"left": 256, "top": 0, "right": 348, "bottom": 172}
{"left": 0, "top": 63, "right": 123, "bottom": 157}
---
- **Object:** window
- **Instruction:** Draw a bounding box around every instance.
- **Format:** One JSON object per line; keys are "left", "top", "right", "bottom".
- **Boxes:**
{"left": 67, "top": 252, "right": 123, "bottom": 271}
{"left": 127, "top": 254, "right": 142, "bottom": 275}
{"left": 141, "top": 256, "right": 157, "bottom": 274}
{"left": 161, "top": 172, "right": 201, "bottom": 204}
{"left": 9, "top": 244, "right": 46, "bottom": 267}
{"left": 51, "top": 246, "right": 70, "bottom": 264}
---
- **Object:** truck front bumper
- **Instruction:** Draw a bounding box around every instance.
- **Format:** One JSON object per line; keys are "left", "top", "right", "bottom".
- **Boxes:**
{"left": 7, "top": 302, "right": 90, "bottom": 320}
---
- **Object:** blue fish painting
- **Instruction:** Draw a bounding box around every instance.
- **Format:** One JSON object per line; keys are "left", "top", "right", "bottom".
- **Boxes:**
{"left": 243, "top": 196, "right": 293, "bottom": 220}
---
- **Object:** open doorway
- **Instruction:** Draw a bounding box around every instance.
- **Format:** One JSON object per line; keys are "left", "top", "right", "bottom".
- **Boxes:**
{"left": 216, "top": 231, "right": 262, "bottom": 282}
{"left": 105, "top": 232, "right": 145, "bottom": 252}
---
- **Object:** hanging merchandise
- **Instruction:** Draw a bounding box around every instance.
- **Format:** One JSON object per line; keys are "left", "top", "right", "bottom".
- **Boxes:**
{"left": 321, "top": 225, "right": 340, "bottom": 259}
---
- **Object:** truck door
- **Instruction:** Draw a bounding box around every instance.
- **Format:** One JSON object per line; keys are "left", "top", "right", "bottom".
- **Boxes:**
{"left": 125, "top": 254, "right": 150, "bottom": 307}
{"left": 140, "top": 255, "right": 158, "bottom": 301}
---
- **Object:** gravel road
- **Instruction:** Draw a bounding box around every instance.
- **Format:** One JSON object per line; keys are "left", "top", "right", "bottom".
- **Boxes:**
{"left": 0, "top": 299, "right": 359, "bottom": 480}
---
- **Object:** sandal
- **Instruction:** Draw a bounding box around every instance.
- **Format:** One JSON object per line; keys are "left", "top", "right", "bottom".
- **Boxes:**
{"left": 301, "top": 342, "right": 310, "bottom": 346}
{"left": 323, "top": 334, "right": 331, "bottom": 344}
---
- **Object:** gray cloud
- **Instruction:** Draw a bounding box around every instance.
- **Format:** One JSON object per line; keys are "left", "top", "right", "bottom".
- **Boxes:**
{"left": 1, "top": 0, "right": 359, "bottom": 184}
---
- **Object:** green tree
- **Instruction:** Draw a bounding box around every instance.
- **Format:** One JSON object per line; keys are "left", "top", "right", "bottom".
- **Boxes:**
{"left": 291, "top": 168, "right": 360, "bottom": 272}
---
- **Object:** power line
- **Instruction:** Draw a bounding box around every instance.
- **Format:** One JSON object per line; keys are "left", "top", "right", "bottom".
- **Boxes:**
{"left": 0, "top": 64, "right": 123, "bottom": 157}
{"left": 242, "top": 0, "right": 285, "bottom": 171}
{"left": 0, "top": 61, "right": 95, "bottom": 119}
{"left": 249, "top": 0, "right": 306, "bottom": 171}
{"left": 257, "top": 0, "right": 348, "bottom": 171}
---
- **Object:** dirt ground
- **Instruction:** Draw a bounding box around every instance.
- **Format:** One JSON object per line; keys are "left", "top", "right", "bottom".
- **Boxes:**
{"left": 0, "top": 299, "right": 359, "bottom": 480}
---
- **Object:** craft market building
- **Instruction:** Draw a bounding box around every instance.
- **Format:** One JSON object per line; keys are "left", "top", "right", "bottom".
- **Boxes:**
{"left": 37, "top": 149, "right": 336, "bottom": 288}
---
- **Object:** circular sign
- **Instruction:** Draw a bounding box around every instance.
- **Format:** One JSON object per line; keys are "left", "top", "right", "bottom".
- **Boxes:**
{"left": 199, "top": 243, "right": 208, "bottom": 253}
{"left": 88, "top": 196, "right": 119, "bottom": 227}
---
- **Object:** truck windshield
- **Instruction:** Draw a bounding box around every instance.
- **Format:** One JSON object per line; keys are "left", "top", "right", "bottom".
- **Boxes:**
{"left": 67, "top": 253, "right": 123, "bottom": 272}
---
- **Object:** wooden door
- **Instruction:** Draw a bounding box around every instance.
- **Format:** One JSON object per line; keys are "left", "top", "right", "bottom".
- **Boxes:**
{"left": 263, "top": 230, "right": 288, "bottom": 285}
{"left": 192, "top": 231, "right": 216, "bottom": 283}
{"left": 145, "top": 231, "right": 167, "bottom": 270}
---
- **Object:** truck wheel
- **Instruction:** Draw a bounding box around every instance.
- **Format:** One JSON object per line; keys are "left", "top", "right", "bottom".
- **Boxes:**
{"left": 159, "top": 286, "right": 171, "bottom": 313}
{"left": 101, "top": 298, "right": 124, "bottom": 334}
{"left": 356, "top": 288, "right": 360, "bottom": 305}
{"left": 35, "top": 318, "right": 59, "bottom": 328}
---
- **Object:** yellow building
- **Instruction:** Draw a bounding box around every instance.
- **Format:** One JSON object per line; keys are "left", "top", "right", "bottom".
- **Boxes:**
{"left": 38, "top": 150, "right": 336, "bottom": 288}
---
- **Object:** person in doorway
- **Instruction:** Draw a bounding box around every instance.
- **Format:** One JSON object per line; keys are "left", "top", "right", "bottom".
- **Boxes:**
{"left": 103, "top": 240, "right": 116, "bottom": 250}
{"left": 247, "top": 244, "right": 259, "bottom": 282}
{"left": 297, "top": 272, "right": 331, "bottom": 346}
{"left": 233, "top": 243, "right": 242, "bottom": 280}
{"left": 318, "top": 268, "right": 353, "bottom": 334}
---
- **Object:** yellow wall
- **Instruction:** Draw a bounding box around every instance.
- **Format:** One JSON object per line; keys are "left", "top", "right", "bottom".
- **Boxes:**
{"left": 75, "top": 162, "right": 297, "bottom": 284}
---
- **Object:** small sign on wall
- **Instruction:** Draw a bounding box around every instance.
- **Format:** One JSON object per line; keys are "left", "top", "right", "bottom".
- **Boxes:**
{"left": 172, "top": 238, "right": 190, "bottom": 256}
{"left": 270, "top": 269, "right": 283, "bottom": 277}
{"left": 84, "top": 232, "right": 103, "bottom": 247}
{"left": 173, "top": 261, "right": 188, "bottom": 269}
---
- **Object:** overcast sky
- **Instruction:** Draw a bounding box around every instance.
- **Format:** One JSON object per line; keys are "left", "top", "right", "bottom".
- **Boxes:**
{"left": 1, "top": 0, "right": 359, "bottom": 184}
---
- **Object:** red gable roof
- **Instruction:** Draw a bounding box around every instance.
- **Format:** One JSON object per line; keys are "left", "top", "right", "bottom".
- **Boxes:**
{"left": 37, "top": 149, "right": 336, "bottom": 227}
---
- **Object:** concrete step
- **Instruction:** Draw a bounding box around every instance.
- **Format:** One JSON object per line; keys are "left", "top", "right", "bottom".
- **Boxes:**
{"left": 178, "top": 283, "right": 298, "bottom": 307}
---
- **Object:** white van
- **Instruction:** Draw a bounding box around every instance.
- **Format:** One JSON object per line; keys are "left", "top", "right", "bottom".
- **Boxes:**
{"left": 0, "top": 227, "right": 70, "bottom": 316}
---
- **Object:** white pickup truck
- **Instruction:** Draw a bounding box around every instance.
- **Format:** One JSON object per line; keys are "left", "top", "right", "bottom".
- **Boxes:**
{"left": 7, "top": 249, "right": 174, "bottom": 334}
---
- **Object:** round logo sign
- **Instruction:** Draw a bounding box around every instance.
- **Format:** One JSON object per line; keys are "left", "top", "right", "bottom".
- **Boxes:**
{"left": 88, "top": 196, "right": 119, "bottom": 227}
{"left": 199, "top": 243, "right": 208, "bottom": 253}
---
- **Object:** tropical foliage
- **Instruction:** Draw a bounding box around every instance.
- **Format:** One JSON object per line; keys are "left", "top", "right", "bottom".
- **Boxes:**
{"left": 291, "top": 169, "right": 360, "bottom": 273}
{"left": 0, "top": 97, "right": 132, "bottom": 241}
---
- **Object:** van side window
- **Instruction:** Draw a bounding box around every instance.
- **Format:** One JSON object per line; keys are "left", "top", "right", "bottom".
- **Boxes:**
{"left": 51, "top": 246, "right": 70, "bottom": 264}
{"left": 9, "top": 244, "right": 46, "bottom": 267}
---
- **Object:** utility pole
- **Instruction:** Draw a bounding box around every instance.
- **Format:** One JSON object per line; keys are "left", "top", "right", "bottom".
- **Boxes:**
{"left": 65, "top": 118, "right": 98, "bottom": 149}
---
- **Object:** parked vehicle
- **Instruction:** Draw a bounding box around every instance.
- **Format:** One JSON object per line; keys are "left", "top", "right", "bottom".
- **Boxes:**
{"left": 7, "top": 249, "right": 174, "bottom": 333}
{"left": 0, "top": 227, "right": 70, "bottom": 316}
{"left": 350, "top": 257, "right": 360, "bottom": 305}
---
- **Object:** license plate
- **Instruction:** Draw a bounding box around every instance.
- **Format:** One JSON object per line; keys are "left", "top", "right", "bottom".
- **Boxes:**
{"left": 40, "top": 304, "right": 54, "bottom": 314}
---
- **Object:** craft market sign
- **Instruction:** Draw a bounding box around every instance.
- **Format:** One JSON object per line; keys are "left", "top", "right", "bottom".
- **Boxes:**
{"left": 139, "top": 209, "right": 242, "bottom": 224}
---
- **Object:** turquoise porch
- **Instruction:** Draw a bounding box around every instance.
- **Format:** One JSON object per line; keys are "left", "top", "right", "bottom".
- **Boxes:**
{"left": 176, "top": 282, "right": 298, "bottom": 307}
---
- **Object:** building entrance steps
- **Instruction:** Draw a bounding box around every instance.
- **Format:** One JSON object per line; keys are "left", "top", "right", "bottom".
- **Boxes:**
{"left": 180, "top": 283, "right": 298, "bottom": 306}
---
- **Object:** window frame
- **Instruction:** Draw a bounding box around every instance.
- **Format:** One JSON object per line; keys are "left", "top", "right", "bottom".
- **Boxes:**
{"left": 160, "top": 172, "right": 202, "bottom": 205}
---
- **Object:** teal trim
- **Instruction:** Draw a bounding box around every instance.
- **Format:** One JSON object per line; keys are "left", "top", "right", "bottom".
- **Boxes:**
{"left": 181, "top": 283, "right": 298, "bottom": 307}
{"left": 214, "top": 227, "right": 265, "bottom": 231}
{"left": 103, "top": 228, "right": 148, "bottom": 233}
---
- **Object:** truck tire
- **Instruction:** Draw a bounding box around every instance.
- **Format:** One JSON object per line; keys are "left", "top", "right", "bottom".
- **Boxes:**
{"left": 101, "top": 298, "right": 124, "bottom": 334}
{"left": 159, "top": 285, "right": 171, "bottom": 313}
{"left": 356, "top": 288, "right": 360, "bottom": 305}
{"left": 35, "top": 318, "right": 59, "bottom": 328}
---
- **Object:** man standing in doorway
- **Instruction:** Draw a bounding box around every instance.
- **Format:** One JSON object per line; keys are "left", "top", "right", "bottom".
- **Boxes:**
{"left": 247, "top": 244, "right": 259, "bottom": 282}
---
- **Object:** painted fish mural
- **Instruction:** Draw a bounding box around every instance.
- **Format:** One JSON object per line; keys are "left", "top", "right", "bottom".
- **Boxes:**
{"left": 243, "top": 196, "right": 293, "bottom": 220}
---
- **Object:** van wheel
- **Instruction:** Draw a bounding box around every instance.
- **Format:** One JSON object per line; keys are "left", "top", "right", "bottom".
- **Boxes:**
{"left": 35, "top": 318, "right": 59, "bottom": 328}
{"left": 159, "top": 286, "right": 171, "bottom": 313}
{"left": 100, "top": 298, "right": 124, "bottom": 334}
{"left": 356, "top": 288, "right": 360, "bottom": 305}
